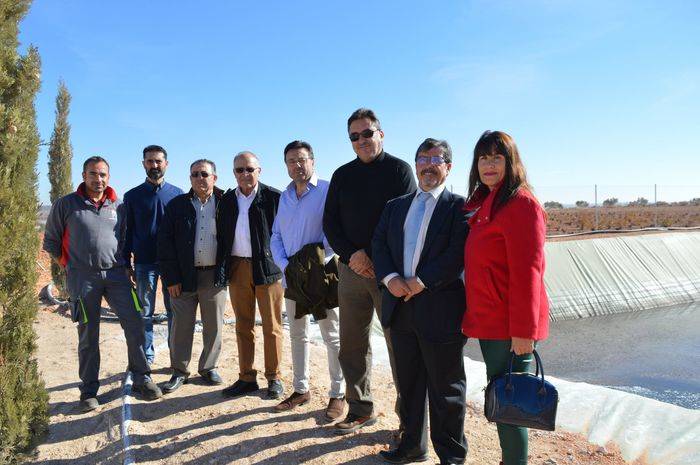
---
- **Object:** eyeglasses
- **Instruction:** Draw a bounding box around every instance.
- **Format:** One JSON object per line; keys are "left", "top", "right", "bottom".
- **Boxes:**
{"left": 349, "top": 128, "right": 378, "bottom": 142}
{"left": 285, "top": 157, "right": 311, "bottom": 166}
{"left": 235, "top": 167, "right": 258, "bottom": 174}
{"left": 416, "top": 155, "right": 446, "bottom": 165}
{"left": 190, "top": 171, "right": 211, "bottom": 178}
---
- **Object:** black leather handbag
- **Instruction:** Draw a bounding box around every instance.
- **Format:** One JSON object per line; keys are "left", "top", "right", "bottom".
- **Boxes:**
{"left": 484, "top": 349, "right": 558, "bottom": 431}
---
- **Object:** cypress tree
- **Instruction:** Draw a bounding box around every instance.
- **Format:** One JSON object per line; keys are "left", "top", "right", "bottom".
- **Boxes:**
{"left": 0, "top": 0, "right": 49, "bottom": 462}
{"left": 47, "top": 80, "right": 73, "bottom": 296}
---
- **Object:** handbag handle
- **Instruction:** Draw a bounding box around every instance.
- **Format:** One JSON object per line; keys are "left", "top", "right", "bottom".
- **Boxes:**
{"left": 505, "top": 349, "right": 547, "bottom": 395}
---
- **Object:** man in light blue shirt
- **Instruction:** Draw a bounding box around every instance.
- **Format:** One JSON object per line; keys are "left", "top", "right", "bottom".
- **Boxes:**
{"left": 270, "top": 140, "right": 345, "bottom": 422}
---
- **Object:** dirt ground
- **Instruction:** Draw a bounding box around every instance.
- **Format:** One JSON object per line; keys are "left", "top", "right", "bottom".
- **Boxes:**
{"left": 28, "top": 245, "right": 647, "bottom": 465}
{"left": 29, "top": 307, "right": 647, "bottom": 465}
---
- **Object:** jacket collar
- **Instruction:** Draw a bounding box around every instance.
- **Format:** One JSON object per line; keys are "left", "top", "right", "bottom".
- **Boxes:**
{"left": 187, "top": 186, "right": 224, "bottom": 201}
{"left": 76, "top": 182, "right": 117, "bottom": 206}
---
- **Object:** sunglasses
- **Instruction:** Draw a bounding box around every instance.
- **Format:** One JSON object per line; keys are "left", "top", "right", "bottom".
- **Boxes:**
{"left": 349, "top": 128, "right": 378, "bottom": 142}
{"left": 235, "top": 167, "right": 258, "bottom": 174}
{"left": 190, "top": 171, "right": 211, "bottom": 178}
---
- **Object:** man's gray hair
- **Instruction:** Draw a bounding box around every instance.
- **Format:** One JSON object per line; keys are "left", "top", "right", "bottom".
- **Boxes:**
{"left": 190, "top": 158, "right": 217, "bottom": 173}
{"left": 234, "top": 151, "right": 260, "bottom": 165}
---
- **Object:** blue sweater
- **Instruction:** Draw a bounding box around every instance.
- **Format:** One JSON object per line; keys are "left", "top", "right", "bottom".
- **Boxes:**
{"left": 123, "top": 180, "right": 183, "bottom": 265}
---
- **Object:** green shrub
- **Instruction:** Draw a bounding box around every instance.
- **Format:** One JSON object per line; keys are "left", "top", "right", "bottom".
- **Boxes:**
{"left": 0, "top": 1, "right": 49, "bottom": 462}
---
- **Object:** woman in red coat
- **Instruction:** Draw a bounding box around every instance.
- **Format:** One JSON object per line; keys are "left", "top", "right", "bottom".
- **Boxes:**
{"left": 462, "top": 130, "right": 549, "bottom": 465}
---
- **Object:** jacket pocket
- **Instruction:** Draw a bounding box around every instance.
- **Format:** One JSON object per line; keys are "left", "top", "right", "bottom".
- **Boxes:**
{"left": 70, "top": 297, "right": 88, "bottom": 324}
{"left": 483, "top": 267, "right": 503, "bottom": 305}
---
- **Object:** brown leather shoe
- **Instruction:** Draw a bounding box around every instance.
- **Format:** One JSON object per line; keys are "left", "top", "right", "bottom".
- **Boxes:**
{"left": 273, "top": 391, "right": 310, "bottom": 412}
{"left": 334, "top": 413, "right": 377, "bottom": 434}
{"left": 324, "top": 397, "right": 346, "bottom": 422}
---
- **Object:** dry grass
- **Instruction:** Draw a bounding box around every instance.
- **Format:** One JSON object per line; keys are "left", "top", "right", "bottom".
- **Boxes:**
{"left": 546, "top": 205, "right": 700, "bottom": 235}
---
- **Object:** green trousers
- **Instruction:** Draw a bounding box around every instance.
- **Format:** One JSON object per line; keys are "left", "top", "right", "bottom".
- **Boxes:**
{"left": 479, "top": 339, "right": 534, "bottom": 465}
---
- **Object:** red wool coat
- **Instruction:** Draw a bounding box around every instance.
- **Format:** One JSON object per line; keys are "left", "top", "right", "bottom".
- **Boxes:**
{"left": 461, "top": 185, "right": 549, "bottom": 340}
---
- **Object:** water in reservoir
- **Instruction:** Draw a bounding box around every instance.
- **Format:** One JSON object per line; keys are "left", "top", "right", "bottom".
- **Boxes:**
{"left": 463, "top": 301, "right": 700, "bottom": 409}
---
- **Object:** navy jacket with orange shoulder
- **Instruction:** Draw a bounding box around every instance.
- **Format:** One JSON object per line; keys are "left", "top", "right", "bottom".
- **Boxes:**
{"left": 461, "top": 184, "right": 549, "bottom": 340}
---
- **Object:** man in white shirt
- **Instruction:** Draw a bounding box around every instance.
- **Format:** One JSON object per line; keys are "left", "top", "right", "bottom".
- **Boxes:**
{"left": 216, "top": 152, "right": 285, "bottom": 400}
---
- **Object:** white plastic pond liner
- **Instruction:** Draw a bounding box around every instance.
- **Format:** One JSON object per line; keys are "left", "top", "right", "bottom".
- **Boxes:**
{"left": 545, "top": 232, "right": 700, "bottom": 320}
{"left": 303, "top": 232, "right": 700, "bottom": 464}
{"left": 463, "top": 357, "right": 700, "bottom": 465}
{"left": 355, "top": 334, "right": 700, "bottom": 465}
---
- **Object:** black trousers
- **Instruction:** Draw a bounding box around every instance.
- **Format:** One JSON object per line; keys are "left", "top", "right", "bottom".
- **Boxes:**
{"left": 390, "top": 299, "right": 467, "bottom": 463}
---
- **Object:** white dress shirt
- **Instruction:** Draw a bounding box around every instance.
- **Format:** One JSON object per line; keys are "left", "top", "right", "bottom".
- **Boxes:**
{"left": 382, "top": 183, "right": 446, "bottom": 287}
{"left": 230, "top": 184, "right": 259, "bottom": 258}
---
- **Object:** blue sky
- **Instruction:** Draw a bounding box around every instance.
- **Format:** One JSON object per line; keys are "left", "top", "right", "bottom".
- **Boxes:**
{"left": 20, "top": 0, "right": 700, "bottom": 204}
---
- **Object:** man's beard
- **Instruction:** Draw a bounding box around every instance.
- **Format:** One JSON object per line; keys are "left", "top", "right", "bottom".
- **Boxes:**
{"left": 147, "top": 168, "right": 163, "bottom": 181}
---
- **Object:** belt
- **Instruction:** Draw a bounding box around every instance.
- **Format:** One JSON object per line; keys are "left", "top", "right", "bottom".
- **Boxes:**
{"left": 195, "top": 265, "right": 216, "bottom": 271}
{"left": 231, "top": 256, "right": 252, "bottom": 261}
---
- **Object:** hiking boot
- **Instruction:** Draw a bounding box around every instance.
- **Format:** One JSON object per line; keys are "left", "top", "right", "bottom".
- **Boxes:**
{"left": 133, "top": 380, "right": 163, "bottom": 400}
{"left": 79, "top": 397, "right": 99, "bottom": 412}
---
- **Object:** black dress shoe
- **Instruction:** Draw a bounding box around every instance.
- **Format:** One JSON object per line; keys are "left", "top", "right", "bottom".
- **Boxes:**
{"left": 222, "top": 379, "right": 259, "bottom": 398}
{"left": 162, "top": 374, "right": 188, "bottom": 393}
{"left": 200, "top": 370, "right": 223, "bottom": 386}
{"left": 267, "top": 379, "right": 284, "bottom": 399}
{"left": 378, "top": 448, "right": 429, "bottom": 464}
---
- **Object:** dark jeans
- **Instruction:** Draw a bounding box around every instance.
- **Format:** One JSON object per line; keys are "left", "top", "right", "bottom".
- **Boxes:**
{"left": 479, "top": 339, "right": 534, "bottom": 465}
{"left": 135, "top": 263, "right": 172, "bottom": 363}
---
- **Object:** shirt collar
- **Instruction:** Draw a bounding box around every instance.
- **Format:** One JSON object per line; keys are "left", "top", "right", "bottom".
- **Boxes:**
{"left": 192, "top": 192, "right": 214, "bottom": 204}
{"left": 236, "top": 183, "right": 259, "bottom": 200}
{"left": 417, "top": 182, "right": 446, "bottom": 200}
{"left": 145, "top": 178, "right": 165, "bottom": 190}
{"left": 285, "top": 173, "right": 319, "bottom": 194}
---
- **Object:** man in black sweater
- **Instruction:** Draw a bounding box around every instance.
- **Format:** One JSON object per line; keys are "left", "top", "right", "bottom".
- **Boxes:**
{"left": 323, "top": 108, "right": 417, "bottom": 434}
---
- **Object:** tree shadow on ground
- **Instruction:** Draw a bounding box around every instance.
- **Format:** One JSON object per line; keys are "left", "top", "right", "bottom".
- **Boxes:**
{"left": 31, "top": 440, "right": 123, "bottom": 465}
{"left": 129, "top": 401, "right": 393, "bottom": 465}
{"left": 45, "top": 372, "right": 123, "bottom": 394}
{"left": 129, "top": 387, "right": 259, "bottom": 423}
{"left": 187, "top": 425, "right": 394, "bottom": 465}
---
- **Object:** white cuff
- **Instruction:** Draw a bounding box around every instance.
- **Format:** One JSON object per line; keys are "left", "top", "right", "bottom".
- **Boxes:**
{"left": 382, "top": 272, "right": 400, "bottom": 287}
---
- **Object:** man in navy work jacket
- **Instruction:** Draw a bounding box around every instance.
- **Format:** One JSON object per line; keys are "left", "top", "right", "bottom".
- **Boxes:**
{"left": 43, "top": 156, "right": 162, "bottom": 413}
{"left": 372, "top": 138, "right": 469, "bottom": 465}
{"left": 123, "top": 144, "right": 183, "bottom": 364}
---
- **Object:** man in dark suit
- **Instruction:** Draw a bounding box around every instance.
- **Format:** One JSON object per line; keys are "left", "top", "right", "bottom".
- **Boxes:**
{"left": 372, "top": 138, "right": 469, "bottom": 465}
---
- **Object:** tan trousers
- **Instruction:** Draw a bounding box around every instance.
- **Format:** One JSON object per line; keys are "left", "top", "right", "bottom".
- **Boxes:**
{"left": 228, "top": 257, "right": 284, "bottom": 382}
